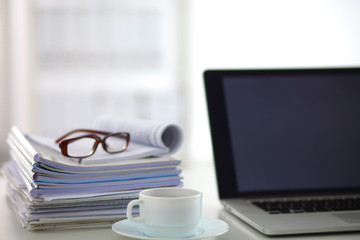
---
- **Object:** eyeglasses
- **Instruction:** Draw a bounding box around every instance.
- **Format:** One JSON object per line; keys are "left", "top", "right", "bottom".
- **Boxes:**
{"left": 55, "top": 129, "right": 130, "bottom": 158}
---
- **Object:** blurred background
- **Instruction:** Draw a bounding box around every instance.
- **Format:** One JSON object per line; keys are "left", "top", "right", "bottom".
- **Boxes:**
{"left": 1, "top": 0, "right": 360, "bottom": 165}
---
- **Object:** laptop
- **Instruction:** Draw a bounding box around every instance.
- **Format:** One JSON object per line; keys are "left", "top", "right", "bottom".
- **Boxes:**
{"left": 204, "top": 68, "right": 360, "bottom": 236}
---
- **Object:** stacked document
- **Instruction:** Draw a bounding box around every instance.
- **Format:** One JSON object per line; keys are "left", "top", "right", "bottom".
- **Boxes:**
{"left": 2, "top": 116, "right": 183, "bottom": 230}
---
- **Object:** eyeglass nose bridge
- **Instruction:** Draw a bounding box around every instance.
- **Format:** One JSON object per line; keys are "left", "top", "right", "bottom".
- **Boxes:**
{"left": 88, "top": 134, "right": 103, "bottom": 155}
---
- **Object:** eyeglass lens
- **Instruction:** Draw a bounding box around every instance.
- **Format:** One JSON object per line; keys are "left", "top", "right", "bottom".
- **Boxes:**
{"left": 67, "top": 137, "right": 97, "bottom": 158}
{"left": 104, "top": 133, "right": 128, "bottom": 153}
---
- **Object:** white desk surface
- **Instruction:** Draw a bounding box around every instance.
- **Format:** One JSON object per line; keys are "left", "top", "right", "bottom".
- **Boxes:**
{"left": 1, "top": 160, "right": 360, "bottom": 240}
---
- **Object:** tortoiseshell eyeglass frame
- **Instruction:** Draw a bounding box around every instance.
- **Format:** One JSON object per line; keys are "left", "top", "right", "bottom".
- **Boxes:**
{"left": 55, "top": 129, "right": 130, "bottom": 158}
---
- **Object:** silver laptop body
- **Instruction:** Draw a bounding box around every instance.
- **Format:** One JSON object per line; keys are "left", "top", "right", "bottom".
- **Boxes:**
{"left": 204, "top": 68, "right": 360, "bottom": 235}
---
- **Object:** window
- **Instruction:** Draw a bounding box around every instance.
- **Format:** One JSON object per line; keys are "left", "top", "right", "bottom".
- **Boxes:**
{"left": 10, "top": 0, "right": 185, "bottom": 148}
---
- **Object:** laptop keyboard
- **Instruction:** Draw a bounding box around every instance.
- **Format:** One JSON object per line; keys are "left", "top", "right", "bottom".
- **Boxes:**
{"left": 252, "top": 197, "right": 360, "bottom": 214}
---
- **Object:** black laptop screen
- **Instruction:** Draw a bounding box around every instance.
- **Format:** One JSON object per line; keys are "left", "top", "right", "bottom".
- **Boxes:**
{"left": 204, "top": 69, "right": 360, "bottom": 198}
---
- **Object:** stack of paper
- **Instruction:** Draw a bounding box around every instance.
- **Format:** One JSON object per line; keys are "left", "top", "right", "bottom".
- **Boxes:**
{"left": 2, "top": 116, "right": 183, "bottom": 230}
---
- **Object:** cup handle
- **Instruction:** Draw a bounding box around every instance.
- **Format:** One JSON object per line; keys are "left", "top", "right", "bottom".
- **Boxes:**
{"left": 127, "top": 199, "right": 144, "bottom": 223}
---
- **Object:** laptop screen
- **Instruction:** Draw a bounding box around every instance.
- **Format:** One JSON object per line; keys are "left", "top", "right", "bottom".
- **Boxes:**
{"left": 204, "top": 68, "right": 360, "bottom": 198}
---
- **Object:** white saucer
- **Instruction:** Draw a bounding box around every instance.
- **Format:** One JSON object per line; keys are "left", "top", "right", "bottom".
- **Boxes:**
{"left": 112, "top": 217, "right": 229, "bottom": 240}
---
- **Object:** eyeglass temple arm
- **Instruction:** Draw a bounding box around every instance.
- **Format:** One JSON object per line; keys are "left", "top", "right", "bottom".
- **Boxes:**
{"left": 55, "top": 129, "right": 129, "bottom": 143}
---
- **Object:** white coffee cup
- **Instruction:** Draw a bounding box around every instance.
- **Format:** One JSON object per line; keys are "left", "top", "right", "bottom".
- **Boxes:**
{"left": 126, "top": 187, "right": 202, "bottom": 238}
